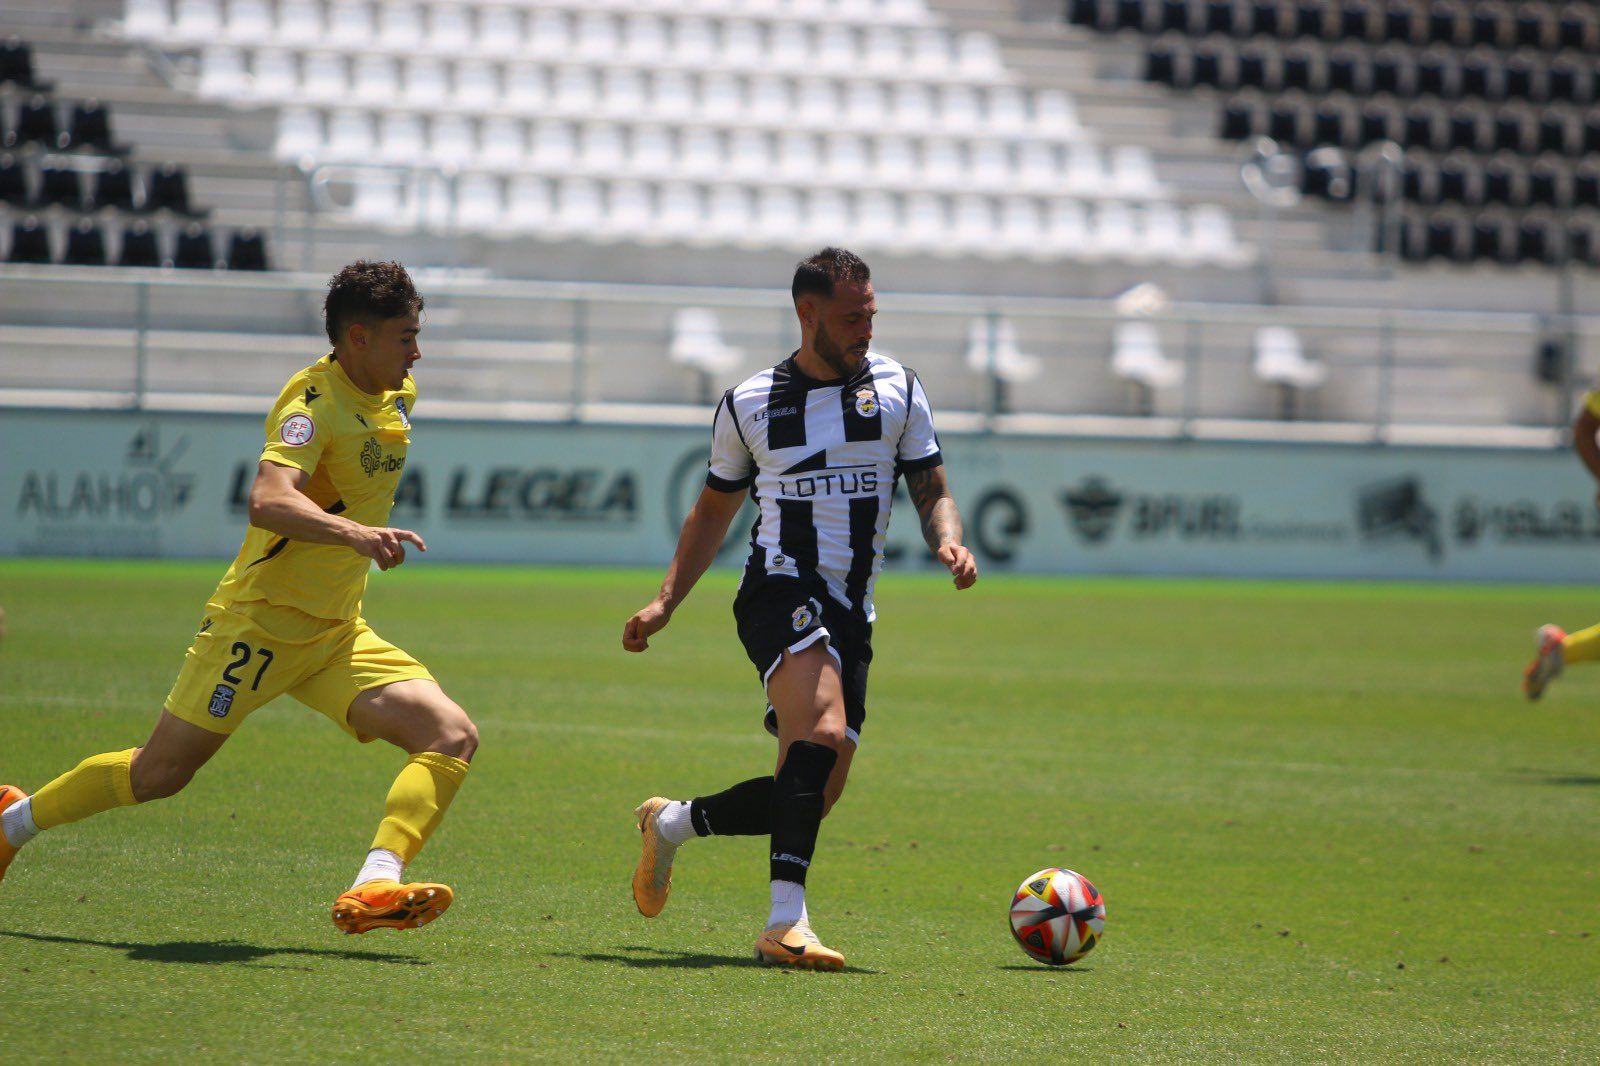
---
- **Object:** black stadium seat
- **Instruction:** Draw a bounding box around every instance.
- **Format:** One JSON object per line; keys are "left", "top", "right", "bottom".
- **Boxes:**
{"left": 173, "top": 221, "right": 214, "bottom": 269}
{"left": 10, "top": 95, "right": 60, "bottom": 150}
{"left": 117, "top": 219, "right": 159, "bottom": 268}
{"left": 0, "top": 37, "right": 41, "bottom": 89}
{"left": 65, "top": 100, "right": 116, "bottom": 153}
{"left": 7, "top": 216, "right": 50, "bottom": 263}
{"left": 62, "top": 218, "right": 106, "bottom": 266}
{"left": 227, "top": 227, "right": 269, "bottom": 271}
{"left": 91, "top": 159, "right": 137, "bottom": 212}
{"left": 33, "top": 164, "right": 80, "bottom": 209}
{"left": 146, "top": 162, "right": 193, "bottom": 215}
{"left": 0, "top": 153, "right": 25, "bottom": 206}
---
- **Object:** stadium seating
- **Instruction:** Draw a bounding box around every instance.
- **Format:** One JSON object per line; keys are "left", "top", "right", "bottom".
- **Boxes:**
{"left": 1075, "top": 0, "right": 1600, "bottom": 266}
{"left": 0, "top": 37, "right": 264, "bottom": 272}
{"left": 129, "top": 0, "right": 1251, "bottom": 267}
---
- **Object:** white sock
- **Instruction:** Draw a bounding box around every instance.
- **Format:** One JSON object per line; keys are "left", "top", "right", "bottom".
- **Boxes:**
{"left": 655, "top": 800, "right": 696, "bottom": 846}
{"left": 2, "top": 796, "right": 39, "bottom": 848}
{"left": 351, "top": 847, "right": 405, "bottom": 890}
{"left": 768, "top": 879, "right": 808, "bottom": 928}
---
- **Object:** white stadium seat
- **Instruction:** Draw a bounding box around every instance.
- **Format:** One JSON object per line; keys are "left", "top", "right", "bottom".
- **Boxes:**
{"left": 1190, "top": 204, "right": 1251, "bottom": 266}
{"left": 754, "top": 185, "right": 804, "bottom": 246}
{"left": 326, "top": 0, "right": 373, "bottom": 46}
{"left": 891, "top": 83, "right": 935, "bottom": 132}
{"left": 605, "top": 180, "right": 653, "bottom": 240}
{"left": 921, "top": 139, "right": 963, "bottom": 190}
{"left": 225, "top": 0, "right": 271, "bottom": 43}
{"left": 824, "top": 134, "right": 869, "bottom": 184}
{"left": 199, "top": 45, "right": 248, "bottom": 99}
{"left": 524, "top": 9, "right": 571, "bottom": 60}
{"left": 703, "top": 184, "right": 753, "bottom": 243}
{"left": 456, "top": 63, "right": 501, "bottom": 108}
{"left": 430, "top": 115, "right": 477, "bottom": 166}
{"left": 651, "top": 70, "right": 694, "bottom": 120}
{"left": 678, "top": 127, "right": 723, "bottom": 179}
{"left": 505, "top": 63, "right": 546, "bottom": 111}
{"left": 671, "top": 308, "right": 743, "bottom": 376}
{"left": 171, "top": 0, "right": 222, "bottom": 43}
{"left": 553, "top": 176, "right": 605, "bottom": 236}
{"left": 903, "top": 192, "right": 946, "bottom": 251}
{"left": 951, "top": 194, "right": 995, "bottom": 254}
{"left": 350, "top": 55, "right": 398, "bottom": 105}
{"left": 455, "top": 173, "right": 505, "bottom": 232}
{"left": 967, "top": 318, "right": 1042, "bottom": 382}
{"left": 656, "top": 182, "right": 703, "bottom": 242}
{"left": 777, "top": 131, "right": 820, "bottom": 181}
{"left": 251, "top": 48, "right": 298, "bottom": 101}
{"left": 403, "top": 57, "right": 448, "bottom": 107}
{"left": 376, "top": 112, "right": 426, "bottom": 164}
{"left": 125, "top": 0, "right": 171, "bottom": 40}
{"left": 1112, "top": 321, "right": 1184, "bottom": 393}
{"left": 274, "top": 106, "right": 321, "bottom": 161}
{"left": 939, "top": 85, "right": 983, "bottom": 135}
{"left": 301, "top": 53, "right": 348, "bottom": 104}
{"left": 629, "top": 125, "right": 674, "bottom": 179}
{"left": 672, "top": 17, "right": 717, "bottom": 66}
{"left": 325, "top": 109, "right": 375, "bottom": 161}
{"left": 275, "top": 0, "right": 322, "bottom": 46}
{"left": 531, "top": 119, "right": 577, "bottom": 171}
{"left": 378, "top": 3, "right": 423, "bottom": 48}
{"left": 1044, "top": 197, "right": 1091, "bottom": 257}
{"left": 477, "top": 7, "right": 526, "bottom": 58}
{"left": 553, "top": 66, "right": 599, "bottom": 114}
{"left": 578, "top": 122, "right": 626, "bottom": 175}
{"left": 727, "top": 129, "right": 772, "bottom": 180}
{"left": 479, "top": 116, "right": 528, "bottom": 169}
{"left": 805, "top": 188, "right": 850, "bottom": 244}
{"left": 873, "top": 136, "right": 916, "bottom": 186}
{"left": 956, "top": 32, "right": 1004, "bottom": 80}
{"left": 506, "top": 174, "right": 553, "bottom": 231}
{"left": 1254, "top": 326, "right": 1327, "bottom": 391}
{"left": 701, "top": 73, "right": 744, "bottom": 123}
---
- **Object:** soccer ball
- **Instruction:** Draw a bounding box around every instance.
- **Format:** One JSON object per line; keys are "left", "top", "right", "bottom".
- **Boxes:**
{"left": 1009, "top": 867, "right": 1105, "bottom": 966}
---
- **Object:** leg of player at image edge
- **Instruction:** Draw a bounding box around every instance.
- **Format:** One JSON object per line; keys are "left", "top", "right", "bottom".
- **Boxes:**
{"left": 1521, "top": 622, "right": 1600, "bottom": 700}
{"left": 1, "top": 750, "right": 140, "bottom": 886}
{"left": 331, "top": 751, "right": 469, "bottom": 934}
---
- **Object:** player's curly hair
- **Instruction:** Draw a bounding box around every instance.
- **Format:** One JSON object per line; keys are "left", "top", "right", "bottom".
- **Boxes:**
{"left": 791, "top": 247, "right": 871, "bottom": 302}
{"left": 323, "top": 260, "right": 424, "bottom": 345}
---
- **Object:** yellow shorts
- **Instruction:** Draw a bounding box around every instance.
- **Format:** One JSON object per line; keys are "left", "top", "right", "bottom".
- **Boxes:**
{"left": 164, "top": 599, "right": 435, "bottom": 741}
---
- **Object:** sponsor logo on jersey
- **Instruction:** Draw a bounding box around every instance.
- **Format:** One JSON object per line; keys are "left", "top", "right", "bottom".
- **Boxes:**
{"left": 854, "top": 389, "right": 878, "bottom": 417}
{"left": 360, "top": 437, "right": 407, "bottom": 478}
{"left": 208, "top": 684, "right": 236, "bottom": 718}
{"left": 754, "top": 406, "right": 799, "bottom": 422}
{"left": 395, "top": 396, "right": 411, "bottom": 428}
{"left": 777, "top": 467, "right": 880, "bottom": 499}
{"left": 279, "top": 413, "right": 315, "bottom": 446}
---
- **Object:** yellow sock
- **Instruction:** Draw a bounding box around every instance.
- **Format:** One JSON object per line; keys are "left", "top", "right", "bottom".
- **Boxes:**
{"left": 370, "top": 752, "right": 470, "bottom": 864}
{"left": 1563, "top": 622, "right": 1600, "bottom": 664}
{"left": 31, "top": 749, "right": 138, "bottom": 830}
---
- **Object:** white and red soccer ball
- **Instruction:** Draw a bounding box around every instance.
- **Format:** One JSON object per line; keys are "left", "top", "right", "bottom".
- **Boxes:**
{"left": 1009, "top": 867, "right": 1105, "bottom": 966}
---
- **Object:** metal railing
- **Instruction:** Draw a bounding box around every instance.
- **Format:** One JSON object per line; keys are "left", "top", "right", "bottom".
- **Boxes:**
{"left": 0, "top": 264, "right": 1593, "bottom": 448}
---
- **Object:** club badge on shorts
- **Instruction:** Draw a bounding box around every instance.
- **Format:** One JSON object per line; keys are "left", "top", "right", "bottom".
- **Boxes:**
{"left": 854, "top": 389, "right": 878, "bottom": 418}
{"left": 208, "top": 684, "right": 236, "bottom": 719}
{"left": 791, "top": 596, "right": 823, "bottom": 632}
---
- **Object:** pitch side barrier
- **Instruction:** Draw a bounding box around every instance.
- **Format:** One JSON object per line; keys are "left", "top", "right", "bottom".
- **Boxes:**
{"left": 0, "top": 266, "right": 1594, "bottom": 444}
{"left": 3, "top": 406, "right": 1599, "bottom": 582}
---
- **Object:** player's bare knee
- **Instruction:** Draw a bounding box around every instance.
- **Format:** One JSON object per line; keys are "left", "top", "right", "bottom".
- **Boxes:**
{"left": 438, "top": 710, "right": 478, "bottom": 761}
{"left": 807, "top": 719, "right": 850, "bottom": 752}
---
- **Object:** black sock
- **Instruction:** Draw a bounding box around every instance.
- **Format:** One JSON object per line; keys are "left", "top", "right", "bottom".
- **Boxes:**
{"left": 768, "top": 741, "right": 838, "bottom": 885}
{"left": 689, "top": 776, "right": 773, "bottom": 837}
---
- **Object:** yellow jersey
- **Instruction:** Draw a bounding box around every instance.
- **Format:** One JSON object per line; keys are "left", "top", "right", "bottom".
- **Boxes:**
{"left": 210, "top": 353, "right": 416, "bottom": 621}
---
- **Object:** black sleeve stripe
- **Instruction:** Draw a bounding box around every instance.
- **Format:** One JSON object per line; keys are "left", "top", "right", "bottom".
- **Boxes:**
{"left": 721, "top": 389, "right": 750, "bottom": 448}
{"left": 897, "top": 451, "right": 943, "bottom": 474}
{"left": 706, "top": 471, "right": 754, "bottom": 493}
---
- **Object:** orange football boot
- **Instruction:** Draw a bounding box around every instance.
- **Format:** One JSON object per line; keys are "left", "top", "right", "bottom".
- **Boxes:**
{"left": 632, "top": 797, "right": 676, "bottom": 917}
{"left": 0, "top": 786, "right": 28, "bottom": 885}
{"left": 754, "top": 919, "right": 845, "bottom": 971}
{"left": 1523, "top": 624, "right": 1567, "bottom": 701}
{"left": 331, "top": 879, "right": 453, "bottom": 934}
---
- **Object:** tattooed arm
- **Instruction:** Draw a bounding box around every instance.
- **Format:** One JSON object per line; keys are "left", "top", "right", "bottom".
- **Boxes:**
{"left": 904, "top": 464, "right": 978, "bottom": 590}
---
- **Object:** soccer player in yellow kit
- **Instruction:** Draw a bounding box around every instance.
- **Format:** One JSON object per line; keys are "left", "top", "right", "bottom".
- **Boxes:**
{"left": 1524, "top": 389, "right": 1600, "bottom": 699}
{"left": 0, "top": 261, "right": 478, "bottom": 934}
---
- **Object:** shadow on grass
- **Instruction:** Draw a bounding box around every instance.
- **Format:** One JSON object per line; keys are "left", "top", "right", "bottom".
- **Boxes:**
{"left": 996, "top": 965, "right": 1094, "bottom": 973}
{"left": 555, "top": 944, "right": 883, "bottom": 975}
{"left": 1510, "top": 768, "right": 1600, "bottom": 787}
{"left": 0, "top": 929, "right": 426, "bottom": 967}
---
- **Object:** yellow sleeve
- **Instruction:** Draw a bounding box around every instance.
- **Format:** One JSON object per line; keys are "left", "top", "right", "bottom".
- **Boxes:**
{"left": 1586, "top": 391, "right": 1600, "bottom": 419}
{"left": 259, "top": 390, "right": 330, "bottom": 473}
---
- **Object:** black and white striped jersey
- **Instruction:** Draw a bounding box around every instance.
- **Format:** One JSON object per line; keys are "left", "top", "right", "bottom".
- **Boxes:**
{"left": 707, "top": 351, "right": 943, "bottom": 622}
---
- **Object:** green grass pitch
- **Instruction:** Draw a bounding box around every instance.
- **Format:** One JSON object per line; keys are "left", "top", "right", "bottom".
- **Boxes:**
{"left": 1, "top": 558, "right": 1596, "bottom": 1062}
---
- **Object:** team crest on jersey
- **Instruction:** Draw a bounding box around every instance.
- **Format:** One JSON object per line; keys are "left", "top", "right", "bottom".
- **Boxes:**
{"left": 854, "top": 389, "right": 878, "bottom": 418}
{"left": 279, "top": 413, "right": 315, "bottom": 446}
{"left": 208, "top": 684, "right": 236, "bottom": 719}
{"left": 395, "top": 396, "right": 411, "bottom": 428}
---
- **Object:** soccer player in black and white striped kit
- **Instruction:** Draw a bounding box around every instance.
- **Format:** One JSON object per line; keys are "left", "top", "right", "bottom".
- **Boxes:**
{"left": 622, "top": 248, "right": 978, "bottom": 969}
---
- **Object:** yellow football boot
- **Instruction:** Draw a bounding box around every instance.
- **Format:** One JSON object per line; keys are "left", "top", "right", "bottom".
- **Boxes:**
{"left": 331, "top": 879, "right": 453, "bottom": 934}
{"left": 0, "top": 785, "right": 25, "bottom": 884}
{"left": 632, "top": 796, "right": 676, "bottom": 917}
{"left": 754, "top": 919, "right": 845, "bottom": 971}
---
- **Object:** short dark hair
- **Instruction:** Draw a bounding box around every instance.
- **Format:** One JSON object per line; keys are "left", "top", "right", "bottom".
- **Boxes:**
{"left": 791, "top": 247, "right": 871, "bottom": 302}
{"left": 323, "top": 259, "right": 424, "bottom": 345}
